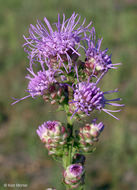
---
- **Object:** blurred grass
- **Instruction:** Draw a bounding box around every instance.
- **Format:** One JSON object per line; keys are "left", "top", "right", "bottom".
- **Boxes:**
{"left": 0, "top": 0, "right": 137, "bottom": 189}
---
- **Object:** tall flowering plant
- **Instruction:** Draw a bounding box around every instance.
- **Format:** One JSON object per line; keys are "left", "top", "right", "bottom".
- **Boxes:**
{"left": 12, "top": 13, "right": 124, "bottom": 190}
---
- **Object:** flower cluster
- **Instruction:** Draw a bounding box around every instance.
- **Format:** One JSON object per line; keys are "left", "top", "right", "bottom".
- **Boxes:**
{"left": 79, "top": 120, "right": 104, "bottom": 152}
{"left": 36, "top": 121, "right": 68, "bottom": 155}
{"left": 12, "top": 13, "right": 123, "bottom": 122}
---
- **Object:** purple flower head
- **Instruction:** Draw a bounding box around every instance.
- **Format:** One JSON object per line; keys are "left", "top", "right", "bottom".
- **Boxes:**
{"left": 80, "top": 120, "right": 104, "bottom": 140}
{"left": 79, "top": 120, "right": 104, "bottom": 152}
{"left": 11, "top": 68, "right": 56, "bottom": 105}
{"left": 84, "top": 28, "right": 121, "bottom": 75}
{"left": 63, "top": 164, "right": 84, "bottom": 188}
{"left": 36, "top": 121, "right": 68, "bottom": 155}
{"left": 36, "top": 121, "right": 60, "bottom": 140}
{"left": 70, "top": 82, "right": 124, "bottom": 120}
{"left": 24, "top": 13, "right": 92, "bottom": 71}
{"left": 27, "top": 68, "right": 56, "bottom": 98}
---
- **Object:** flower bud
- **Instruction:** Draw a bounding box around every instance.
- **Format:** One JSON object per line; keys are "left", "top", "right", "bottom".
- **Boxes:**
{"left": 69, "top": 103, "right": 85, "bottom": 120}
{"left": 63, "top": 164, "right": 85, "bottom": 188}
{"left": 43, "top": 83, "right": 67, "bottom": 105}
{"left": 85, "top": 57, "right": 104, "bottom": 76}
{"left": 79, "top": 120, "right": 104, "bottom": 152}
{"left": 36, "top": 121, "right": 68, "bottom": 155}
{"left": 73, "top": 154, "right": 86, "bottom": 165}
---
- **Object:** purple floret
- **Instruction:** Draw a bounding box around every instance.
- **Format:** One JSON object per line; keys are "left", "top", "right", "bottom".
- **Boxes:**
{"left": 96, "top": 121, "right": 104, "bottom": 132}
{"left": 91, "top": 119, "right": 104, "bottom": 132}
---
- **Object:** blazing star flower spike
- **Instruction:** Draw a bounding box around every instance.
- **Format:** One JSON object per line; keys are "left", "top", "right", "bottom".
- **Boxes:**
{"left": 70, "top": 82, "right": 124, "bottom": 120}
{"left": 12, "top": 12, "right": 124, "bottom": 190}
{"left": 24, "top": 13, "right": 92, "bottom": 72}
{"left": 36, "top": 121, "right": 68, "bottom": 155}
{"left": 84, "top": 27, "right": 121, "bottom": 75}
{"left": 63, "top": 164, "right": 85, "bottom": 188}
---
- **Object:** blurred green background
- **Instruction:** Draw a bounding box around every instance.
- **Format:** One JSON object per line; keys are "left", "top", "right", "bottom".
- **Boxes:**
{"left": 0, "top": 0, "right": 137, "bottom": 189}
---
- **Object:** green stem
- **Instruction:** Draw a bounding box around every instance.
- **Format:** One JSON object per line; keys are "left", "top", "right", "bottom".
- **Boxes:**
{"left": 63, "top": 115, "right": 73, "bottom": 168}
{"left": 78, "top": 185, "right": 84, "bottom": 190}
{"left": 67, "top": 115, "right": 73, "bottom": 136}
{"left": 62, "top": 103, "right": 85, "bottom": 189}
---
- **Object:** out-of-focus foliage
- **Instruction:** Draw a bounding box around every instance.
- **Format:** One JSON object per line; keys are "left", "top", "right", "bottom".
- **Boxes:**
{"left": 0, "top": 0, "right": 137, "bottom": 189}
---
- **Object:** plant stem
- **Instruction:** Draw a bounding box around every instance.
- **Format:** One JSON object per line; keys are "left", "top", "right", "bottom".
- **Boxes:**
{"left": 62, "top": 114, "right": 73, "bottom": 168}
{"left": 67, "top": 115, "right": 73, "bottom": 136}
{"left": 63, "top": 96, "right": 85, "bottom": 189}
